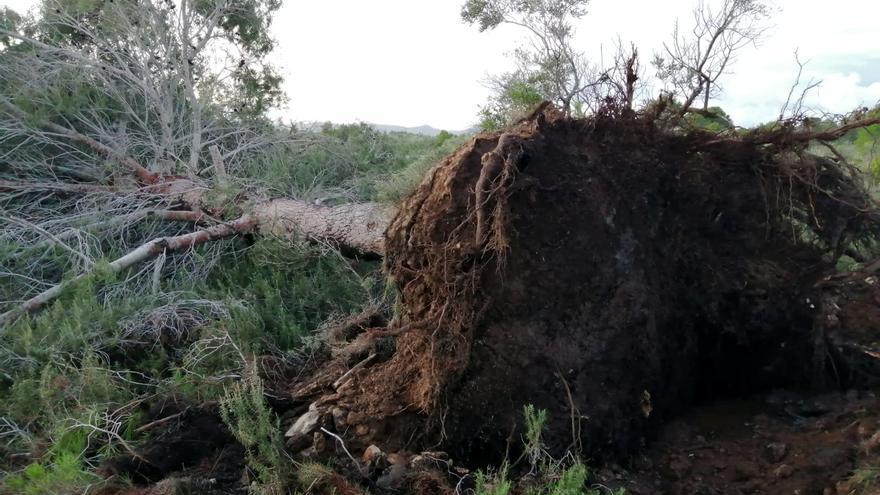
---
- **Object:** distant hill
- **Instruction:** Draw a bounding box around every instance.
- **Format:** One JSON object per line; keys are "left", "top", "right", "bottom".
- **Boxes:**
{"left": 369, "top": 123, "right": 477, "bottom": 136}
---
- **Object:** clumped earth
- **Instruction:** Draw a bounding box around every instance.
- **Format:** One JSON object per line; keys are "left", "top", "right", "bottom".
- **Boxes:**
{"left": 608, "top": 391, "right": 880, "bottom": 494}
{"left": 102, "top": 107, "right": 880, "bottom": 493}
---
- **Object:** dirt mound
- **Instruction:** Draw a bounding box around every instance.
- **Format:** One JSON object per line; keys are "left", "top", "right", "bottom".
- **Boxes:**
{"left": 615, "top": 390, "right": 880, "bottom": 494}
{"left": 293, "top": 106, "right": 879, "bottom": 466}
{"left": 99, "top": 401, "right": 245, "bottom": 493}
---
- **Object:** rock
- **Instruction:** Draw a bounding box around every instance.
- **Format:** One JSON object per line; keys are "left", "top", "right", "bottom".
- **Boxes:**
{"left": 377, "top": 464, "right": 409, "bottom": 490}
{"left": 363, "top": 444, "right": 384, "bottom": 464}
{"left": 863, "top": 431, "right": 880, "bottom": 453}
{"left": 772, "top": 463, "right": 793, "bottom": 479}
{"left": 285, "top": 409, "right": 321, "bottom": 438}
{"left": 331, "top": 407, "right": 348, "bottom": 427}
{"left": 284, "top": 410, "right": 322, "bottom": 452}
{"left": 763, "top": 442, "right": 788, "bottom": 463}
{"left": 362, "top": 444, "right": 388, "bottom": 473}
{"left": 409, "top": 451, "right": 450, "bottom": 470}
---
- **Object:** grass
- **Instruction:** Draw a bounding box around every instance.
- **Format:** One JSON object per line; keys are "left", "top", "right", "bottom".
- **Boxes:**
{"left": 0, "top": 238, "right": 384, "bottom": 488}
{"left": 241, "top": 122, "right": 462, "bottom": 203}
{"left": 471, "top": 405, "right": 622, "bottom": 495}
{"left": 220, "top": 364, "right": 289, "bottom": 495}
{"left": 849, "top": 465, "right": 880, "bottom": 491}
{"left": 1, "top": 427, "right": 99, "bottom": 495}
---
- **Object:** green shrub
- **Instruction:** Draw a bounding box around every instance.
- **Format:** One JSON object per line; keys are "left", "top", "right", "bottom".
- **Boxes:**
{"left": 548, "top": 463, "right": 589, "bottom": 495}
{"left": 207, "top": 239, "right": 382, "bottom": 351}
{"left": 849, "top": 465, "right": 880, "bottom": 490}
{"left": 219, "top": 364, "right": 288, "bottom": 495}
{"left": 523, "top": 404, "right": 548, "bottom": 469}
{"left": 375, "top": 134, "right": 466, "bottom": 203}
{"left": 475, "top": 462, "right": 512, "bottom": 495}
{"left": 1, "top": 426, "right": 98, "bottom": 495}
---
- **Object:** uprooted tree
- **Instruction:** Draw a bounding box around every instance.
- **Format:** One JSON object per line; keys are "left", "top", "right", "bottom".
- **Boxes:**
{"left": 273, "top": 103, "right": 880, "bottom": 466}
{"left": 4, "top": 0, "right": 880, "bottom": 485}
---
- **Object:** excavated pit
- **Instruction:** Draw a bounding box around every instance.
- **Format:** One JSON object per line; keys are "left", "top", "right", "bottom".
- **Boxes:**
{"left": 300, "top": 108, "right": 879, "bottom": 470}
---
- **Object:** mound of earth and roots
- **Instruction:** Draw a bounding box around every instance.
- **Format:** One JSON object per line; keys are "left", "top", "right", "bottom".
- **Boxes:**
{"left": 103, "top": 105, "right": 880, "bottom": 494}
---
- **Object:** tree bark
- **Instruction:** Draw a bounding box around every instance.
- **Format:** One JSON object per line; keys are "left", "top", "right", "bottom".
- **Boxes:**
{"left": 253, "top": 199, "right": 391, "bottom": 257}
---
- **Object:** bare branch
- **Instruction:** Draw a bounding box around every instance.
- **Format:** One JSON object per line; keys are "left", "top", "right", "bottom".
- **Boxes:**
{"left": 655, "top": 0, "right": 771, "bottom": 117}
{"left": 0, "top": 215, "right": 257, "bottom": 327}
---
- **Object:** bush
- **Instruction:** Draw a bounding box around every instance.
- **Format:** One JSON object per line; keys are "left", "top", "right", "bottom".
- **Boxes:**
{"left": 1, "top": 427, "right": 98, "bottom": 495}
{"left": 219, "top": 364, "right": 288, "bottom": 495}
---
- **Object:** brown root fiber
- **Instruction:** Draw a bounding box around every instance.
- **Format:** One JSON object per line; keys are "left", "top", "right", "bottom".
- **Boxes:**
{"left": 300, "top": 107, "right": 880, "bottom": 466}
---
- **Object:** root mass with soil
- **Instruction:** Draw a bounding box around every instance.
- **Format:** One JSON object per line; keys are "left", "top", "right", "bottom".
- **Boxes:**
{"left": 293, "top": 105, "right": 880, "bottom": 469}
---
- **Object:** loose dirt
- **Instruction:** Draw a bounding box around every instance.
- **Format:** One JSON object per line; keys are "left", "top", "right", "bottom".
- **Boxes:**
{"left": 608, "top": 391, "right": 880, "bottom": 494}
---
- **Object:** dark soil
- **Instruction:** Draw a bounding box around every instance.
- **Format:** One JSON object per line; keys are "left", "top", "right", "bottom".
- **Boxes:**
{"left": 607, "top": 390, "right": 880, "bottom": 495}
{"left": 98, "top": 401, "right": 246, "bottom": 495}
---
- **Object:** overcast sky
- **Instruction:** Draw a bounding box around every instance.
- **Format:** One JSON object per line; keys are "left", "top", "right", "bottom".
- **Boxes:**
{"left": 3, "top": 0, "right": 879, "bottom": 129}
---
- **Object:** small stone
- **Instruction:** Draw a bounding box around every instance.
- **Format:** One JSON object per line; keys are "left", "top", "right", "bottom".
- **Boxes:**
{"left": 377, "top": 464, "right": 408, "bottom": 490}
{"left": 285, "top": 410, "right": 321, "bottom": 438}
{"left": 387, "top": 452, "right": 410, "bottom": 466}
{"left": 362, "top": 444, "right": 388, "bottom": 472}
{"left": 763, "top": 442, "right": 788, "bottom": 463}
{"left": 773, "top": 464, "right": 794, "bottom": 479}
{"left": 863, "top": 431, "right": 880, "bottom": 453}
{"left": 331, "top": 407, "right": 347, "bottom": 427}
{"left": 362, "top": 444, "right": 384, "bottom": 464}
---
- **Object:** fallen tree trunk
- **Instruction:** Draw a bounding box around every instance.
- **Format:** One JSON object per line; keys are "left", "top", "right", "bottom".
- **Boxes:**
{"left": 254, "top": 199, "right": 391, "bottom": 257}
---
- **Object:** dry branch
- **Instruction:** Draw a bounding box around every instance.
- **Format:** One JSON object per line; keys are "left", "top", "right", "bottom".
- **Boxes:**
{"left": 0, "top": 199, "right": 393, "bottom": 326}
{"left": 0, "top": 216, "right": 256, "bottom": 326}
{"left": 0, "top": 98, "right": 159, "bottom": 185}
{"left": 703, "top": 116, "right": 880, "bottom": 147}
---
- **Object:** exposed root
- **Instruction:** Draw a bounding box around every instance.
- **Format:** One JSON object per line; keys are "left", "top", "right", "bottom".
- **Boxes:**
{"left": 287, "top": 104, "right": 880, "bottom": 468}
